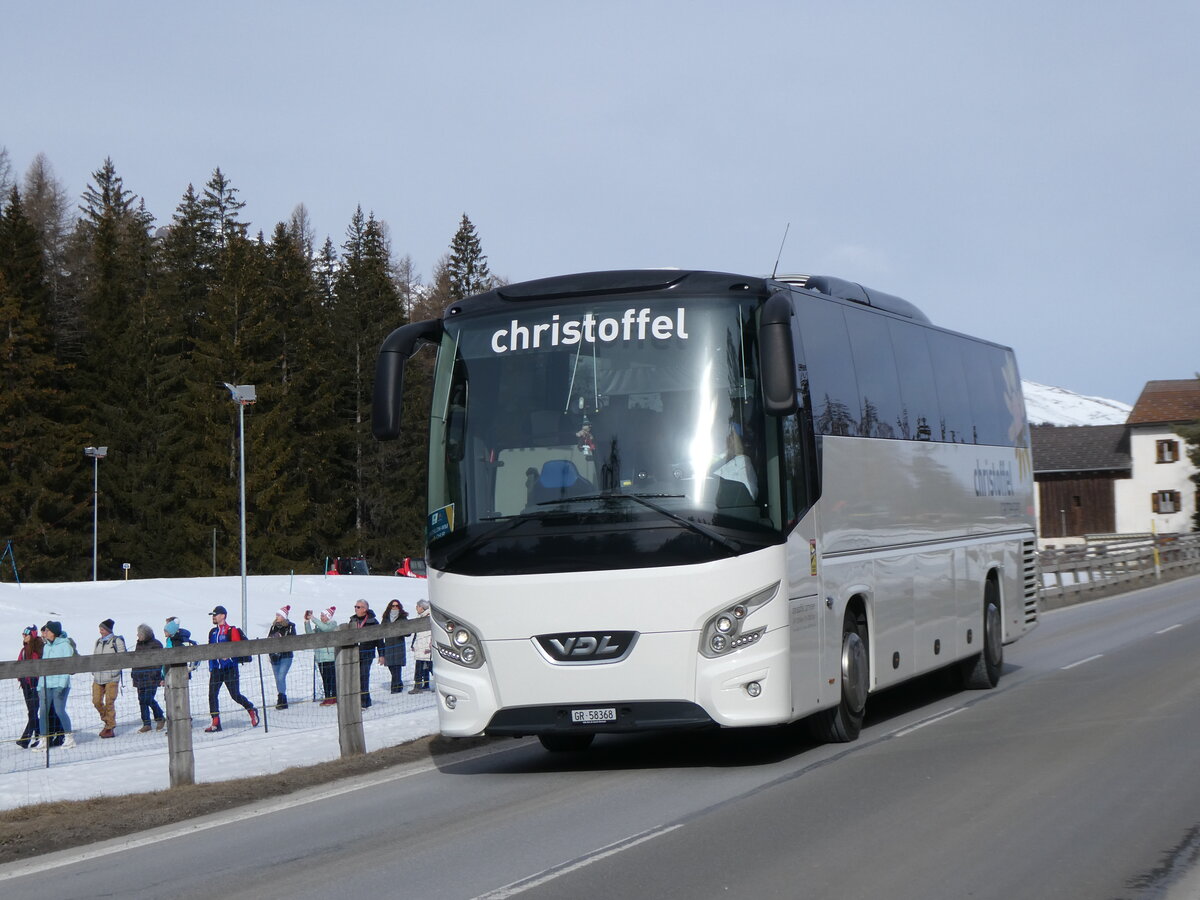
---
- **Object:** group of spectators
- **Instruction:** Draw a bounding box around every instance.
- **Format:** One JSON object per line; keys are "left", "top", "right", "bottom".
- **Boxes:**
{"left": 13, "top": 598, "right": 432, "bottom": 751}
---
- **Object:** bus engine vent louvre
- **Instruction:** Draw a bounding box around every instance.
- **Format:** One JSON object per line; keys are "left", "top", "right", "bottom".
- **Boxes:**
{"left": 1022, "top": 539, "right": 1040, "bottom": 624}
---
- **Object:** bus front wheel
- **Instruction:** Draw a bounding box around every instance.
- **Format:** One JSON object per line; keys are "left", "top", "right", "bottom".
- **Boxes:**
{"left": 538, "top": 733, "right": 596, "bottom": 753}
{"left": 810, "top": 607, "right": 869, "bottom": 743}
{"left": 963, "top": 579, "right": 1003, "bottom": 689}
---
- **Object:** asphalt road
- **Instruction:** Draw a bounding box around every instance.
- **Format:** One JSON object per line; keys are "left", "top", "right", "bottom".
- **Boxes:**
{"left": 4, "top": 575, "right": 1200, "bottom": 900}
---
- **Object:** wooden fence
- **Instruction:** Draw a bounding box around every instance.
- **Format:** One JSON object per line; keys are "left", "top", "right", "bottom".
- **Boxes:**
{"left": 0, "top": 617, "right": 430, "bottom": 787}
{"left": 1038, "top": 533, "right": 1200, "bottom": 609}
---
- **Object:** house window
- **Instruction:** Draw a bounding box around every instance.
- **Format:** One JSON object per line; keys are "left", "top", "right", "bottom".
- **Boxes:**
{"left": 1156, "top": 439, "right": 1179, "bottom": 463}
{"left": 1152, "top": 490, "right": 1181, "bottom": 514}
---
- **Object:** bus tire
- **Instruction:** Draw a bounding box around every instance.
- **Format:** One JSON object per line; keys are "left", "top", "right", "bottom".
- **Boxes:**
{"left": 963, "top": 579, "right": 1003, "bottom": 689}
{"left": 538, "top": 732, "right": 595, "bottom": 753}
{"left": 809, "top": 606, "right": 869, "bottom": 743}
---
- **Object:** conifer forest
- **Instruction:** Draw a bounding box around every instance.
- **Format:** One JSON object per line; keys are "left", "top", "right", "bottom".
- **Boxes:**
{"left": 0, "top": 151, "right": 496, "bottom": 582}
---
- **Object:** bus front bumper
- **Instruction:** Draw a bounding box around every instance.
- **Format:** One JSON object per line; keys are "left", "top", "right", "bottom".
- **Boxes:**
{"left": 432, "top": 626, "right": 792, "bottom": 737}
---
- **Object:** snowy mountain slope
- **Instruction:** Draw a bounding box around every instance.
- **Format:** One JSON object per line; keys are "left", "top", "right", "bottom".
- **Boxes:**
{"left": 1022, "top": 380, "right": 1131, "bottom": 426}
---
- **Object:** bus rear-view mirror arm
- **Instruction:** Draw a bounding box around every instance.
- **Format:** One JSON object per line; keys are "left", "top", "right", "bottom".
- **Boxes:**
{"left": 372, "top": 319, "right": 444, "bottom": 440}
{"left": 759, "top": 292, "right": 798, "bottom": 416}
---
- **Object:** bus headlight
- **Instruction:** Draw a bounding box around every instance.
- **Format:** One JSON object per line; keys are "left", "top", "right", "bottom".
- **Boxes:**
{"left": 699, "top": 582, "right": 779, "bottom": 659}
{"left": 430, "top": 607, "right": 485, "bottom": 669}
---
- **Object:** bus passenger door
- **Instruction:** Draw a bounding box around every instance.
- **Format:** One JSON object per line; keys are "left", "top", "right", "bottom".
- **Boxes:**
{"left": 787, "top": 526, "right": 822, "bottom": 717}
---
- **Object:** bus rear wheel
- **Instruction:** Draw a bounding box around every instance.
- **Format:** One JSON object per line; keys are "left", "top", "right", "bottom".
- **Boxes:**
{"left": 963, "top": 579, "right": 1003, "bottom": 689}
{"left": 538, "top": 733, "right": 596, "bottom": 753}
{"left": 810, "top": 606, "right": 869, "bottom": 743}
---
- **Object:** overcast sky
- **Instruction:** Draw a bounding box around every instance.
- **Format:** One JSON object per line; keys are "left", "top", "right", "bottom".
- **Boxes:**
{"left": 5, "top": 1, "right": 1197, "bottom": 405}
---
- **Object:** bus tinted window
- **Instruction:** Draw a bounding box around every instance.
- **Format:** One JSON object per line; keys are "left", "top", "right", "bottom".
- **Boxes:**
{"left": 795, "top": 299, "right": 860, "bottom": 436}
{"left": 844, "top": 307, "right": 903, "bottom": 439}
{"left": 887, "top": 319, "right": 939, "bottom": 441}
{"left": 926, "top": 329, "right": 973, "bottom": 443}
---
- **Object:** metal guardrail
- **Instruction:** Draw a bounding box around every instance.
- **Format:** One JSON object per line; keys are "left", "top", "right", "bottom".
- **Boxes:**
{"left": 1038, "top": 533, "right": 1200, "bottom": 609}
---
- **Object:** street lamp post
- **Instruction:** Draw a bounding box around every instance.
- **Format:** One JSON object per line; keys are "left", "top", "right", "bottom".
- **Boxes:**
{"left": 83, "top": 446, "right": 108, "bottom": 581}
{"left": 223, "top": 384, "right": 256, "bottom": 629}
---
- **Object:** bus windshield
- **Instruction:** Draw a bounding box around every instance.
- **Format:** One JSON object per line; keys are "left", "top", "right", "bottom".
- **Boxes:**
{"left": 425, "top": 296, "right": 786, "bottom": 575}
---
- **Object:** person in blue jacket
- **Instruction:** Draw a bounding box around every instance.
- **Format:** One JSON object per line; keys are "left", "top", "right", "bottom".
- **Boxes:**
{"left": 32, "top": 621, "right": 76, "bottom": 750}
{"left": 205, "top": 606, "right": 258, "bottom": 733}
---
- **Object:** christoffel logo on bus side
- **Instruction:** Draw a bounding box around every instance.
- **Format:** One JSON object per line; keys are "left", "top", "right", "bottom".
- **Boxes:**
{"left": 490, "top": 308, "right": 689, "bottom": 354}
{"left": 974, "top": 459, "right": 1015, "bottom": 497}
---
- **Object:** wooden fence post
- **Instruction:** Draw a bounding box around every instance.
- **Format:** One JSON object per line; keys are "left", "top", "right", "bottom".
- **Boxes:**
{"left": 335, "top": 644, "right": 365, "bottom": 757}
{"left": 165, "top": 663, "right": 194, "bottom": 787}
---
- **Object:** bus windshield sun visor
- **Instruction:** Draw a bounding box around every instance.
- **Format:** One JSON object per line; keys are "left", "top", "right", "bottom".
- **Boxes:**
{"left": 372, "top": 319, "right": 443, "bottom": 440}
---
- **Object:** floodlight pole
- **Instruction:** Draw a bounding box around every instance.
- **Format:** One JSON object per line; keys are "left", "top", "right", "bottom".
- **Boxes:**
{"left": 223, "top": 384, "right": 256, "bottom": 630}
{"left": 84, "top": 446, "right": 108, "bottom": 581}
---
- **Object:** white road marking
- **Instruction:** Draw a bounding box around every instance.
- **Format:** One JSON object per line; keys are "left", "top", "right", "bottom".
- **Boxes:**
{"left": 1061, "top": 654, "right": 1104, "bottom": 670}
{"left": 892, "top": 707, "right": 967, "bottom": 737}
{"left": 1156, "top": 624, "right": 1184, "bottom": 635}
{"left": 475, "top": 824, "right": 685, "bottom": 899}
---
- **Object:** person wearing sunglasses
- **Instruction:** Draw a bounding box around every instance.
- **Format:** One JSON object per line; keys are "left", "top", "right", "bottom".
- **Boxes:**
{"left": 347, "top": 600, "right": 381, "bottom": 708}
{"left": 16, "top": 626, "right": 43, "bottom": 749}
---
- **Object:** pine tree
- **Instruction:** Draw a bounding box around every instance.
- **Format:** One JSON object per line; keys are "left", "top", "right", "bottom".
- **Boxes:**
{"left": 0, "top": 188, "right": 82, "bottom": 580}
{"left": 445, "top": 213, "right": 492, "bottom": 302}
{"left": 330, "top": 208, "right": 410, "bottom": 561}
{"left": 70, "top": 160, "right": 167, "bottom": 577}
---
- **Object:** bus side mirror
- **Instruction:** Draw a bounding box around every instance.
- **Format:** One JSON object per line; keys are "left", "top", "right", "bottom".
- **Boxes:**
{"left": 759, "top": 292, "right": 798, "bottom": 416}
{"left": 372, "top": 319, "right": 443, "bottom": 440}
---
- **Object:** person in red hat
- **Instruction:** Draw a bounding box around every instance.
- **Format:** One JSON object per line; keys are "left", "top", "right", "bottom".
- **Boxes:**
{"left": 267, "top": 605, "right": 296, "bottom": 709}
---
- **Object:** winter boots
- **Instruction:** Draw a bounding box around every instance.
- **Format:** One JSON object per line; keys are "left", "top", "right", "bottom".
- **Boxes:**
{"left": 275, "top": 693, "right": 288, "bottom": 710}
{"left": 204, "top": 716, "right": 222, "bottom": 732}
{"left": 155, "top": 717, "right": 166, "bottom": 731}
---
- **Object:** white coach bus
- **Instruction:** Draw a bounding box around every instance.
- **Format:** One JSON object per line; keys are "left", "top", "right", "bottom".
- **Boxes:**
{"left": 373, "top": 270, "right": 1038, "bottom": 751}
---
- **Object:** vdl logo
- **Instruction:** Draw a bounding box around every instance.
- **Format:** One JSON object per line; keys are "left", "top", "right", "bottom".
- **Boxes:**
{"left": 535, "top": 631, "right": 638, "bottom": 664}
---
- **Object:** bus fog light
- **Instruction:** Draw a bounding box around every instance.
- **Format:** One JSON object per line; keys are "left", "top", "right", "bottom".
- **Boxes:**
{"left": 711, "top": 634, "right": 729, "bottom": 653}
{"left": 461, "top": 646, "right": 477, "bottom": 663}
{"left": 445, "top": 694, "right": 458, "bottom": 709}
{"left": 746, "top": 681, "right": 762, "bottom": 698}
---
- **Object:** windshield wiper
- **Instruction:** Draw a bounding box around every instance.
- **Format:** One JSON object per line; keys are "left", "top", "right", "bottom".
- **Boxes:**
{"left": 536, "top": 492, "right": 742, "bottom": 555}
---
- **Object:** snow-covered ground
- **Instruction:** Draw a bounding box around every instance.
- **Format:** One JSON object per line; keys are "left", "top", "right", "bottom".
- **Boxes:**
{"left": 0, "top": 574, "right": 439, "bottom": 811}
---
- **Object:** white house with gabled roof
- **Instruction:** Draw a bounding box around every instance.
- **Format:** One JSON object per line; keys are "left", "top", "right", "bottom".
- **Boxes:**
{"left": 1114, "top": 380, "right": 1200, "bottom": 535}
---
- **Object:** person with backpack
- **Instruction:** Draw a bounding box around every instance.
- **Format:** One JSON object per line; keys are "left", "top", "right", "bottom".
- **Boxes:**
{"left": 92, "top": 618, "right": 126, "bottom": 738}
{"left": 131, "top": 624, "right": 166, "bottom": 732}
{"left": 205, "top": 605, "right": 258, "bottom": 732}
{"left": 267, "top": 606, "right": 296, "bottom": 710}
{"left": 32, "top": 621, "right": 76, "bottom": 750}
